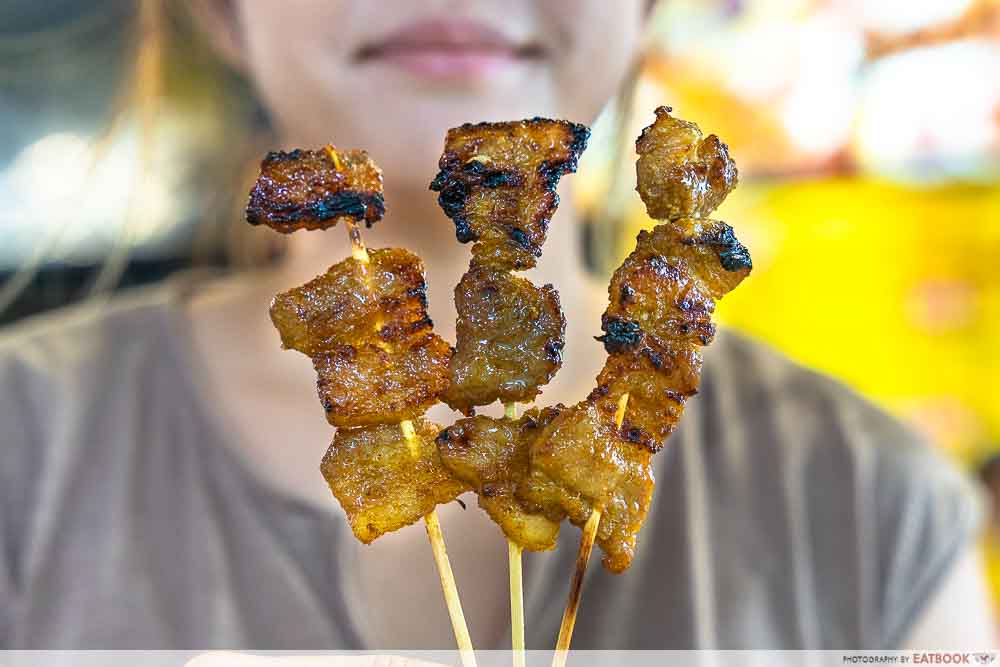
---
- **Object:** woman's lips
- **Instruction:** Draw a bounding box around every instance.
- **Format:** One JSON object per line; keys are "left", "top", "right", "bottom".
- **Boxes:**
{"left": 372, "top": 46, "right": 520, "bottom": 78}
{"left": 356, "top": 19, "right": 541, "bottom": 80}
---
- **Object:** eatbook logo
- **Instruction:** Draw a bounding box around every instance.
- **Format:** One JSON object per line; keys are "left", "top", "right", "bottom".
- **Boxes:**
{"left": 908, "top": 654, "right": 997, "bottom": 665}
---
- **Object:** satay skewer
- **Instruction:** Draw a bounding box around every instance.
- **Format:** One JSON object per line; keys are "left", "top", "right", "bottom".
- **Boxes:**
{"left": 551, "top": 392, "right": 629, "bottom": 667}
{"left": 328, "top": 148, "right": 476, "bottom": 667}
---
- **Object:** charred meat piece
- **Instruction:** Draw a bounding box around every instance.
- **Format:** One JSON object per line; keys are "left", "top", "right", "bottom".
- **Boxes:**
{"left": 641, "top": 218, "right": 751, "bottom": 298}
{"left": 442, "top": 266, "right": 565, "bottom": 414}
{"left": 595, "top": 218, "right": 750, "bottom": 449}
{"left": 271, "top": 247, "right": 452, "bottom": 428}
{"left": 600, "top": 218, "right": 752, "bottom": 352}
{"left": 270, "top": 248, "right": 433, "bottom": 356}
{"left": 436, "top": 409, "right": 563, "bottom": 551}
{"left": 321, "top": 419, "right": 469, "bottom": 544}
{"left": 601, "top": 241, "right": 718, "bottom": 349}
{"left": 314, "top": 334, "right": 452, "bottom": 427}
{"left": 635, "top": 106, "right": 737, "bottom": 221}
{"left": 517, "top": 401, "right": 654, "bottom": 573}
{"left": 588, "top": 344, "right": 700, "bottom": 451}
{"left": 430, "top": 118, "right": 590, "bottom": 270}
{"left": 247, "top": 147, "right": 385, "bottom": 232}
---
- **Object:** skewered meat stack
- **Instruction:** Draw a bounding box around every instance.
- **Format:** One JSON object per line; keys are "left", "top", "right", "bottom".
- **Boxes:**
{"left": 434, "top": 107, "right": 751, "bottom": 660}
{"left": 247, "top": 107, "right": 750, "bottom": 661}
{"left": 436, "top": 107, "right": 750, "bottom": 568}
{"left": 246, "top": 147, "right": 476, "bottom": 662}
{"left": 548, "top": 106, "right": 751, "bottom": 659}
{"left": 430, "top": 119, "right": 590, "bottom": 555}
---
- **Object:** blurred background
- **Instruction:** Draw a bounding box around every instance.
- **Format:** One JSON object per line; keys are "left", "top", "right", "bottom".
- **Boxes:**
{"left": 1, "top": 0, "right": 999, "bottom": 593}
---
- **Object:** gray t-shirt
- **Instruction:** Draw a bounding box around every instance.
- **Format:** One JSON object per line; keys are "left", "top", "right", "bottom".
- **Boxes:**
{"left": 0, "top": 277, "right": 982, "bottom": 649}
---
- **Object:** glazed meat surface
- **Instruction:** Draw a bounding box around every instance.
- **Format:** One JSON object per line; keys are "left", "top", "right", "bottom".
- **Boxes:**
{"left": 602, "top": 242, "right": 718, "bottom": 349}
{"left": 437, "top": 409, "right": 563, "bottom": 551}
{"left": 594, "top": 219, "right": 750, "bottom": 450}
{"left": 517, "top": 401, "right": 654, "bottom": 573}
{"left": 442, "top": 266, "right": 565, "bottom": 414}
{"left": 430, "top": 118, "right": 589, "bottom": 270}
{"left": 321, "top": 419, "right": 468, "bottom": 544}
{"left": 588, "top": 345, "right": 700, "bottom": 451}
{"left": 314, "top": 335, "right": 452, "bottom": 427}
{"left": 641, "top": 218, "right": 752, "bottom": 299}
{"left": 601, "top": 218, "right": 752, "bottom": 351}
{"left": 247, "top": 147, "right": 385, "bottom": 232}
{"left": 635, "top": 106, "right": 738, "bottom": 222}
{"left": 271, "top": 247, "right": 452, "bottom": 428}
{"left": 270, "top": 247, "right": 434, "bottom": 356}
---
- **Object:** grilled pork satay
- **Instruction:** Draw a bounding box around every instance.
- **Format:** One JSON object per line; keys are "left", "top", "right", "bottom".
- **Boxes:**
{"left": 249, "top": 146, "right": 476, "bottom": 661}
{"left": 441, "top": 266, "right": 565, "bottom": 415}
{"left": 436, "top": 407, "right": 564, "bottom": 552}
{"left": 521, "top": 108, "right": 751, "bottom": 573}
{"left": 313, "top": 336, "right": 452, "bottom": 427}
{"left": 248, "top": 146, "right": 458, "bottom": 513}
{"left": 634, "top": 106, "right": 738, "bottom": 222}
{"left": 247, "top": 148, "right": 385, "bottom": 232}
{"left": 323, "top": 419, "right": 469, "bottom": 543}
{"left": 270, "top": 247, "right": 435, "bottom": 355}
{"left": 432, "top": 119, "right": 588, "bottom": 561}
{"left": 432, "top": 119, "right": 588, "bottom": 414}
{"left": 269, "top": 247, "right": 452, "bottom": 426}
{"left": 591, "top": 219, "right": 751, "bottom": 448}
{"left": 430, "top": 118, "right": 590, "bottom": 270}
{"left": 518, "top": 401, "right": 654, "bottom": 573}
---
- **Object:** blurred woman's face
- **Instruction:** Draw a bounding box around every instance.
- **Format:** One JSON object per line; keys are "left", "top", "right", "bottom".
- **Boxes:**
{"left": 230, "top": 0, "right": 645, "bottom": 194}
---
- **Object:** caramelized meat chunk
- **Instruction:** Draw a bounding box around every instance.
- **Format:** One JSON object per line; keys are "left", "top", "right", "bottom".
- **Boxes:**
{"left": 635, "top": 106, "right": 737, "bottom": 221}
{"left": 314, "top": 334, "right": 452, "bottom": 427}
{"left": 437, "top": 410, "right": 563, "bottom": 551}
{"left": 518, "top": 401, "right": 654, "bottom": 573}
{"left": 270, "top": 248, "right": 432, "bottom": 356}
{"left": 600, "top": 219, "right": 751, "bottom": 352}
{"left": 247, "top": 147, "right": 384, "bottom": 232}
{"left": 442, "top": 266, "right": 565, "bottom": 414}
{"left": 321, "top": 419, "right": 468, "bottom": 543}
{"left": 602, "top": 241, "right": 718, "bottom": 349}
{"left": 594, "top": 219, "right": 749, "bottom": 449}
{"left": 430, "top": 118, "right": 590, "bottom": 270}
{"left": 643, "top": 218, "right": 752, "bottom": 298}
{"left": 589, "top": 344, "right": 700, "bottom": 451}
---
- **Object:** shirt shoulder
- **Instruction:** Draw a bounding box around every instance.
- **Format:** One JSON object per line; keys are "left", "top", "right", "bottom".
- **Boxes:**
{"left": 0, "top": 280, "right": 199, "bottom": 509}
{"left": 0, "top": 281, "right": 179, "bottom": 370}
{"left": 702, "top": 330, "right": 984, "bottom": 646}
{"left": 0, "top": 281, "right": 194, "bottom": 639}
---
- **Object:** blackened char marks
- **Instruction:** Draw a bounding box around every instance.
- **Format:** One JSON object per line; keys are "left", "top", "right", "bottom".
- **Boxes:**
{"left": 685, "top": 223, "right": 752, "bottom": 272}
{"left": 430, "top": 117, "right": 590, "bottom": 270}
{"left": 246, "top": 147, "right": 385, "bottom": 232}
{"left": 596, "top": 316, "right": 644, "bottom": 354}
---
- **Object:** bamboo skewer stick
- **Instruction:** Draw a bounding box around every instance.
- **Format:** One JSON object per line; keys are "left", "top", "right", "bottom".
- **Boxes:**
{"left": 503, "top": 402, "right": 526, "bottom": 667}
{"left": 325, "top": 146, "right": 476, "bottom": 666}
{"left": 552, "top": 509, "right": 600, "bottom": 667}
{"left": 424, "top": 491, "right": 478, "bottom": 667}
{"left": 552, "top": 392, "right": 630, "bottom": 667}
{"left": 509, "top": 540, "right": 525, "bottom": 667}
{"left": 400, "top": 421, "right": 477, "bottom": 667}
